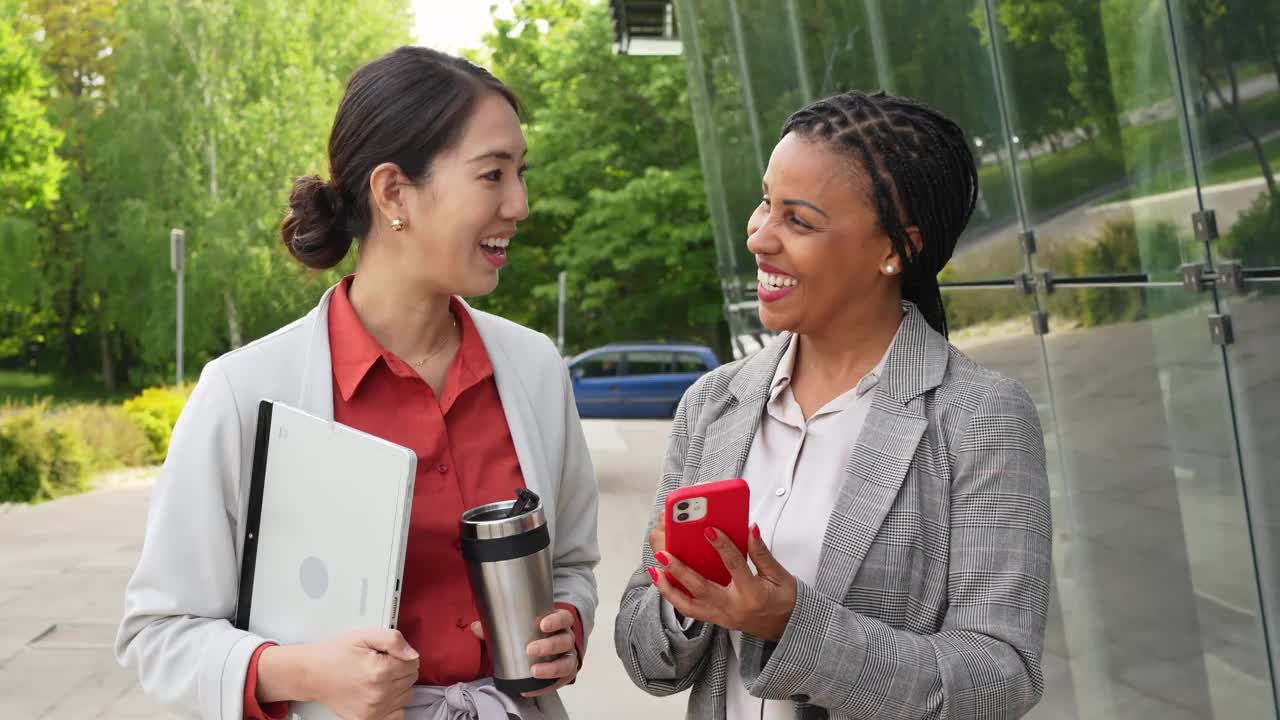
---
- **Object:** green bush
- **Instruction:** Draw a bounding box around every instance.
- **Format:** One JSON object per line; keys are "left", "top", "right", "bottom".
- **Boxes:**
{"left": 55, "top": 404, "right": 154, "bottom": 472}
{"left": 0, "top": 418, "right": 42, "bottom": 502}
{"left": 0, "top": 406, "right": 90, "bottom": 503}
{"left": 943, "top": 218, "right": 1193, "bottom": 334}
{"left": 1068, "top": 220, "right": 1187, "bottom": 327}
{"left": 1218, "top": 191, "right": 1280, "bottom": 267}
{"left": 123, "top": 386, "right": 191, "bottom": 463}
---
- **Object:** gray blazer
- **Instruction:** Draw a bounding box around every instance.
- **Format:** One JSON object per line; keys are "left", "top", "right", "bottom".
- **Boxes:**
{"left": 614, "top": 303, "right": 1051, "bottom": 719}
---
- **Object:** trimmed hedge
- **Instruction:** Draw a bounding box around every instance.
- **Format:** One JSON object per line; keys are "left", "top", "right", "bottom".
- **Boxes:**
{"left": 0, "top": 384, "right": 191, "bottom": 503}
{"left": 0, "top": 405, "right": 90, "bottom": 503}
{"left": 122, "top": 385, "right": 192, "bottom": 463}
{"left": 1218, "top": 191, "right": 1280, "bottom": 267}
{"left": 57, "top": 403, "right": 154, "bottom": 471}
{"left": 944, "top": 217, "right": 1198, "bottom": 334}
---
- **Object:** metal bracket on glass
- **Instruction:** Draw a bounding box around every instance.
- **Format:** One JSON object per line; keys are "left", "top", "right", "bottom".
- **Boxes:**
{"left": 1215, "top": 261, "right": 1245, "bottom": 294}
{"left": 1015, "top": 273, "right": 1035, "bottom": 295}
{"left": 1180, "top": 261, "right": 1246, "bottom": 294}
{"left": 1208, "top": 314, "right": 1235, "bottom": 345}
{"left": 1035, "top": 271, "right": 1055, "bottom": 294}
{"left": 1030, "top": 311, "right": 1049, "bottom": 336}
{"left": 1192, "top": 209, "right": 1219, "bottom": 243}
{"left": 1019, "top": 230, "right": 1037, "bottom": 255}
{"left": 1181, "top": 263, "right": 1210, "bottom": 292}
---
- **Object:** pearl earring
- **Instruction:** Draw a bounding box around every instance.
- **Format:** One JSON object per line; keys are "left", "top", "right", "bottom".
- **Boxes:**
{"left": 885, "top": 265, "right": 895, "bottom": 274}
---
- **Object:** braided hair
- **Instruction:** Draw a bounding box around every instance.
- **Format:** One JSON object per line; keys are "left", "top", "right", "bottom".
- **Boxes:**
{"left": 781, "top": 90, "right": 977, "bottom": 337}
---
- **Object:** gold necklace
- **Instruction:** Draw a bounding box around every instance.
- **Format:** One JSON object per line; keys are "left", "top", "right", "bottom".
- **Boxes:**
{"left": 408, "top": 314, "right": 457, "bottom": 368}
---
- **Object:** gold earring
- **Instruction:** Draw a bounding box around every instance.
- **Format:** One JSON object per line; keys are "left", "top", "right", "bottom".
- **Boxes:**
{"left": 390, "top": 218, "right": 406, "bottom": 232}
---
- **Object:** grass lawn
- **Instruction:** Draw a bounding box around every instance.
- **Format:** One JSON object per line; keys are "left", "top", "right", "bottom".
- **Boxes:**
{"left": 973, "top": 90, "right": 1280, "bottom": 225}
{"left": 1103, "top": 135, "right": 1280, "bottom": 202}
{"left": 0, "top": 370, "right": 131, "bottom": 407}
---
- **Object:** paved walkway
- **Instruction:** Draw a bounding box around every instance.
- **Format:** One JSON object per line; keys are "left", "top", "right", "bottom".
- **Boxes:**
{"left": 0, "top": 421, "right": 685, "bottom": 720}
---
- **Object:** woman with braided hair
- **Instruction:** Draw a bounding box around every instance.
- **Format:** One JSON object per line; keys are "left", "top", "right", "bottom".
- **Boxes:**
{"left": 616, "top": 89, "right": 1051, "bottom": 720}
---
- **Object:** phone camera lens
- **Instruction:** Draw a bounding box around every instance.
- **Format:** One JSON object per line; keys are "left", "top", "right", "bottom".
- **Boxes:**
{"left": 676, "top": 512, "right": 690, "bottom": 522}
{"left": 676, "top": 501, "right": 689, "bottom": 511}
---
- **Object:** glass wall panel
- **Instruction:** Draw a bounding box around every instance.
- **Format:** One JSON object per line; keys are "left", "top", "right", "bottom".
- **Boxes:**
{"left": 673, "top": 1, "right": 1280, "bottom": 715}
{"left": 1038, "top": 285, "right": 1274, "bottom": 718}
{"left": 1171, "top": 0, "right": 1280, "bottom": 707}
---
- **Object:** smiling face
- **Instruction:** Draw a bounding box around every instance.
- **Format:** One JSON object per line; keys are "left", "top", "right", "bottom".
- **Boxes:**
{"left": 371, "top": 91, "right": 531, "bottom": 298}
{"left": 746, "top": 132, "right": 903, "bottom": 336}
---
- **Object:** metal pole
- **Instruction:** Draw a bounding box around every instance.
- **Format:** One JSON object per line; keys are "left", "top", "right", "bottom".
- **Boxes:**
{"left": 725, "top": 0, "right": 767, "bottom": 176}
{"left": 783, "top": 0, "right": 813, "bottom": 103}
{"left": 863, "top": 0, "right": 895, "bottom": 91}
{"left": 171, "top": 228, "right": 185, "bottom": 385}
{"left": 557, "top": 271, "right": 567, "bottom": 355}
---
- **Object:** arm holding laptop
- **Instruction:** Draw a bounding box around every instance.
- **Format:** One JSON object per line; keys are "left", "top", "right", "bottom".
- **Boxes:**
{"left": 256, "top": 629, "right": 419, "bottom": 717}
{"left": 114, "top": 361, "right": 419, "bottom": 720}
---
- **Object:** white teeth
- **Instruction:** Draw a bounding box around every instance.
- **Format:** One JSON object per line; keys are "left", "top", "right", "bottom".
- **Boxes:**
{"left": 757, "top": 269, "right": 798, "bottom": 289}
{"left": 481, "top": 236, "right": 510, "bottom": 249}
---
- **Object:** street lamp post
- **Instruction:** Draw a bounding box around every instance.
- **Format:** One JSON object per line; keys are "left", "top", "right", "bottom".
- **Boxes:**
{"left": 170, "top": 228, "right": 185, "bottom": 385}
{"left": 557, "top": 271, "right": 567, "bottom": 355}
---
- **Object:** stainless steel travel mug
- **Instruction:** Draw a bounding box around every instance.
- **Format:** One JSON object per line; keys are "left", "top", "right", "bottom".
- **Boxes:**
{"left": 460, "top": 489, "right": 557, "bottom": 695}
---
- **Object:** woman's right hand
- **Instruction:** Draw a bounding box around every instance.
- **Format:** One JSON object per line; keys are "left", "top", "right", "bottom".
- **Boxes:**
{"left": 309, "top": 628, "right": 419, "bottom": 720}
{"left": 259, "top": 628, "right": 419, "bottom": 720}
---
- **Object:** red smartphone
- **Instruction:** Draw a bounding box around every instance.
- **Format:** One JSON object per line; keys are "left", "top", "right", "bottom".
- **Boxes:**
{"left": 663, "top": 478, "right": 750, "bottom": 595}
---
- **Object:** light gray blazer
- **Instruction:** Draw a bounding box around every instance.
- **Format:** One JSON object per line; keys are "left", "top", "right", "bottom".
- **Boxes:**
{"left": 115, "top": 285, "right": 600, "bottom": 720}
{"left": 614, "top": 302, "right": 1051, "bottom": 719}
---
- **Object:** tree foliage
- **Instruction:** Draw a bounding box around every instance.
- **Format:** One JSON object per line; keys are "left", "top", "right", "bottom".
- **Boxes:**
{"left": 470, "top": 0, "right": 725, "bottom": 353}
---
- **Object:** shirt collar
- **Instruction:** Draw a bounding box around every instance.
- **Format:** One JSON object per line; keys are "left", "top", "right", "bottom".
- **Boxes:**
{"left": 328, "top": 275, "right": 494, "bottom": 403}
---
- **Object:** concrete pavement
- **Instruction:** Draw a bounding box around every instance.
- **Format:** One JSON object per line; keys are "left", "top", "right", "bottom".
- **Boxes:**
{"left": 0, "top": 421, "right": 686, "bottom": 720}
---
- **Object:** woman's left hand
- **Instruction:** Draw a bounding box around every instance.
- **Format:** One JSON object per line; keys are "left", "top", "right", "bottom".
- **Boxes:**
{"left": 470, "top": 608, "right": 579, "bottom": 697}
{"left": 650, "top": 525, "right": 797, "bottom": 642}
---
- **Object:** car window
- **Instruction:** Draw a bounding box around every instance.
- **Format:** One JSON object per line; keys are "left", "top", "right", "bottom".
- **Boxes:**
{"left": 623, "top": 351, "right": 672, "bottom": 376}
{"left": 576, "top": 352, "right": 621, "bottom": 378}
{"left": 674, "top": 352, "right": 708, "bottom": 373}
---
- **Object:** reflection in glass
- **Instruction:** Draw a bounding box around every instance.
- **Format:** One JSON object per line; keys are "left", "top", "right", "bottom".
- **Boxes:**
{"left": 675, "top": 0, "right": 1280, "bottom": 715}
{"left": 1175, "top": 0, "right": 1280, "bottom": 704}
{"left": 1038, "top": 286, "right": 1274, "bottom": 719}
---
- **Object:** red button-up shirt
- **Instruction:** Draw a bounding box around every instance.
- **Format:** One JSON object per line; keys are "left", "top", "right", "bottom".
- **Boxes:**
{"left": 243, "top": 277, "right": 581, "bottom": 718}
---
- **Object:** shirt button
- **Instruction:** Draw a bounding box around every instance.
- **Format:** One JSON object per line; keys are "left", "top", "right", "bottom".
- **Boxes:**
{"left": 775, "top": 487, "right": 787, "bottom": 497}
{"left": 438, "top": 463, "right": 448, "bottom": 473}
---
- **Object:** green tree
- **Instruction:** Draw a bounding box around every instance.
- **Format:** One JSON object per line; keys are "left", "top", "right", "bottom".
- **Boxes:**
{"left": 1184, "top": 0, "right": 1278, "bottom": 197}
{"left": 995, "top": 0, "right": 1124, "bottom": 158}
{"left": 0, "top": 15, "right": 65, "bottom": 363}
{"left": 471, "top": 0, "right": 726, "bottom": 354}
{"left": 0, "top": 18, "right": 63, "bottom": 216}
{"left": 10, "top": 0, "right": 120, "bottom": 385}
{"left": 81, "top": 0, "right": 411, "bottom": 385}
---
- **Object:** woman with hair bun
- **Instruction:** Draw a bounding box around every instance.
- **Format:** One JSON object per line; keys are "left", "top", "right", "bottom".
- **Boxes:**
{"left": 117, "top": 46, "right": 599, "bottom": 720}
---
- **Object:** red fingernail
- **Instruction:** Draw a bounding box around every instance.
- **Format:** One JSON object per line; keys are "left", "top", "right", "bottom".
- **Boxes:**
{"left": 752, "top": 524, "right": 761, "bottom": 540}
{"left": 704, "top": 527, "right": 717, "bottom": 542}
{"left": 647, "top": 567, "right": 660, "bottom": 584}
{"left": 654, "top": 551, "right": 670, "bottom": 567}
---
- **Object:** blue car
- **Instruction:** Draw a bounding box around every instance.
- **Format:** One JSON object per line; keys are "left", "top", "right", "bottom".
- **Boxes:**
{"left": 567, "top": 343, "right": 721, "bottom": 419}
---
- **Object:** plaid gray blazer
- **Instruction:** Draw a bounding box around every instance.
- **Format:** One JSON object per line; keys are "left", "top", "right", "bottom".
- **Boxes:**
{"left": 613, "top": 303, "right": 1051, "bottom": 719}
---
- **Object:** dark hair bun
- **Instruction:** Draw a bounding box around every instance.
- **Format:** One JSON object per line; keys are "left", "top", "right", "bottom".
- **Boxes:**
{"left": 281, "top": 174, "right": 353, "bottom": 270}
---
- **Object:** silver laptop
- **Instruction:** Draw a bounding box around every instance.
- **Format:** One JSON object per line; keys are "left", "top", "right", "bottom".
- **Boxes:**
{"left": 235, "top": 400, "right": 416, "bottom": 720}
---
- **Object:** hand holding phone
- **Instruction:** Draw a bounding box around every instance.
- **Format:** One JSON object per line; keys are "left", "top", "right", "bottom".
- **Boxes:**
{"left": 661, "top": 478, "right": 750, "bottom": 595}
